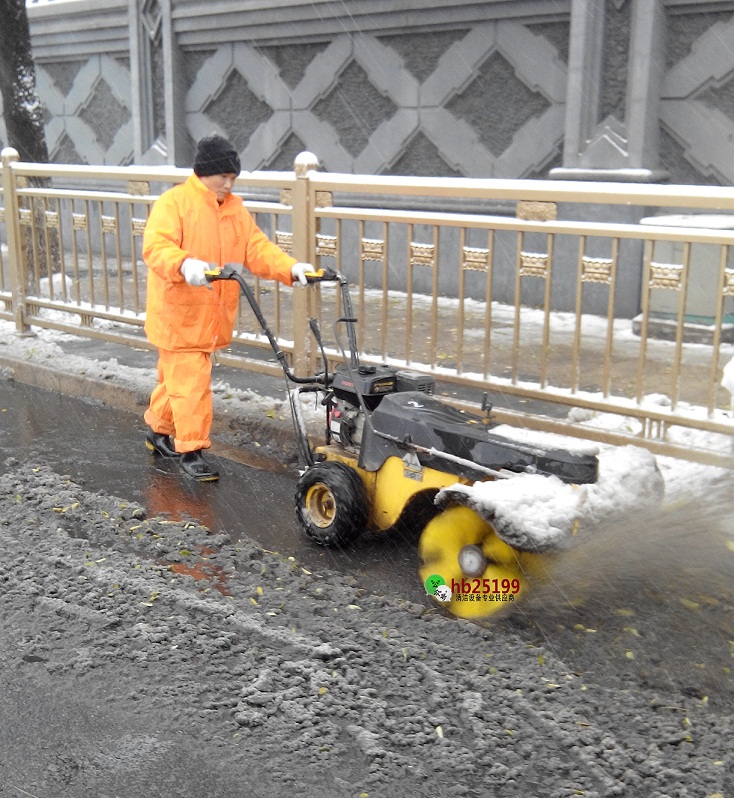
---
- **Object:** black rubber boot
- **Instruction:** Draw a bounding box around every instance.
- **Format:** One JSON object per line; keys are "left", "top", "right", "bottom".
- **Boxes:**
{"left": 145, "top": 429, "right": 179, "bottom": 458}
{"left": 179, "top": 450, "right": 219, "bottom": 481}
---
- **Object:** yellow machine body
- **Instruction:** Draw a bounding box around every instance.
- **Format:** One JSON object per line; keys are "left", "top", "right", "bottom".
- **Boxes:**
{"left": 313, "top": 444, "right": 470, "bottom": 531}
{"left": 313, "top": 444, "right": 545, "bottom": 619}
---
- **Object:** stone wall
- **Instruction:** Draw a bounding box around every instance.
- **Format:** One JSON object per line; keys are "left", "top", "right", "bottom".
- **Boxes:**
{"left": 2, "top": 0, "right": 733, "bottom": 185}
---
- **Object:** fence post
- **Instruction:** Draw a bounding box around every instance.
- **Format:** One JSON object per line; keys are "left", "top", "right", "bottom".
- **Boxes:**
{"left": 1, "top": 148, "right": 30, "bottom": 334}
{"left": 291, "top": 151, "right": 319, "bottom": 377}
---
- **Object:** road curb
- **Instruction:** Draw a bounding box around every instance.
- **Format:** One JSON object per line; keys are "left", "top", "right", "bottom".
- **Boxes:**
{"left": 0, "top": 354, "right": 148, "bottom": 415}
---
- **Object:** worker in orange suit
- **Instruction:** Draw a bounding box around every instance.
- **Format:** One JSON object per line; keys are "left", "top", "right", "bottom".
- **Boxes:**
{"left": 142, "top": 134, "right": 311, "bottom": 481}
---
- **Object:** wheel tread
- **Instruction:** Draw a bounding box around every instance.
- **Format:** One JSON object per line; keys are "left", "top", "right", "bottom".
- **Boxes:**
{"left": 295, "top": 462, "right": 368, "bottom": 547}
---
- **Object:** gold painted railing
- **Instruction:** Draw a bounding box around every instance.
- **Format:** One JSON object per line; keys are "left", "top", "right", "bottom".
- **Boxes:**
{"left": 3, "top": 147, "right": 734, "bottom": 467}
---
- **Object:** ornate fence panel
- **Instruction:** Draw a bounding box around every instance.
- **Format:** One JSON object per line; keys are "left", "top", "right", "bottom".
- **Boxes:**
{"left": 0, "top": 151, "right": 300, "bottom": 368}
{"left": 3, "top": 149, "right": 734, "bottom": 466}
{"left": 307, "top": 172, "right": 734, "bottom": 466}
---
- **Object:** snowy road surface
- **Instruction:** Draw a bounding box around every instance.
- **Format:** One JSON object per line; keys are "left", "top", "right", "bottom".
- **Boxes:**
{"left": 0, "top": 324, "right": 732, "bottom": 796}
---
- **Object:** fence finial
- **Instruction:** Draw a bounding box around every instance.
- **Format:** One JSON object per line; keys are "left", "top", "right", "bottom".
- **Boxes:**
{"left": 1, "top": 148, "right": 20, "bottom": 166}
{"left": 294, "top": 151, "right": 319, "bottom": 178}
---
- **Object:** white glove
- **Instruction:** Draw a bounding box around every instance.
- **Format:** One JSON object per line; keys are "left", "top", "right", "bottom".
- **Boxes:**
{"left": 291, "top": 262, "right": 311, "bottom": 286}
{"left": 181, "top": 258, "right": 209, "bottom": 287}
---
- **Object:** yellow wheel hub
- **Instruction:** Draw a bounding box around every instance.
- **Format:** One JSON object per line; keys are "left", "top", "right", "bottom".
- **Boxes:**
{"left": 419, "top": 505, "right": 535, "bottom": 619}
{"left": 304, "top": 483, "right": 336, "bottom": 529}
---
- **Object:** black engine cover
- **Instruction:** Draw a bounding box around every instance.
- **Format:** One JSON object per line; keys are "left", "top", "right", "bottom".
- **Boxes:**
{"left": 332, "top": 364, "right": 396, "bottom": 410}
{"left": 360, "top": 392, "right": 598, "bottom": 484}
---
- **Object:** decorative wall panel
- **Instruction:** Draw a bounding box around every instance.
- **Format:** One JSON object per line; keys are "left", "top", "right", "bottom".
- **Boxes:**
{"left": 662, "top": 10, "right": 734, "bottom": 185}
{"left": 182, "top": 21, "right": 567, "bottom": 177}
{"left": 37, "top": 55, "right": 133, "bottom": 165}
{"left": 5, "top": 0, "right": 734, "bottom": 186}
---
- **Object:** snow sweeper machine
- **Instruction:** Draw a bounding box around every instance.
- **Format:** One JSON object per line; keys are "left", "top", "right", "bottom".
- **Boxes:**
{"left": 207, "top": 264, "right": 599, "bottom": 619}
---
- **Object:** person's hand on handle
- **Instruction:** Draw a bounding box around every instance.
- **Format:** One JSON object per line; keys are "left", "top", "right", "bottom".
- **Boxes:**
{"left": 181, "top": 258, "right": 210, "bottom": 287}
{"left": 291, "top": 262, "right": 312, "bottom": 286}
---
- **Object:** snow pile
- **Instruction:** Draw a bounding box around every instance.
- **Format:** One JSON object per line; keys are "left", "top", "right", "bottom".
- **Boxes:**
{"left": 0, "top": 321, "right": 155, "bottom": 402}
{"left": 488, "top": 424, "right": 599, "bottom": 455}
{"left": 722, "top": 354, "right": 734, "bottom": 402}
{"left": 38, "top": 273, "right": 74, "bottom": 298}
{"left": 436, "top": 473, "right": 582, "bottom": 552}
{"left": 580, "top": 444, "right": 665, "bottom": 527}
{"left": 570, "top": 396, "right": 732, "bottom": 502}
{"left": 436, "top": 444, "right": 665, "bottom": 553}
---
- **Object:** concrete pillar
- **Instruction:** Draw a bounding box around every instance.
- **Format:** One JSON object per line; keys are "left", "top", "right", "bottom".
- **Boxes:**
{"left": 560, "top": 0, "right": 605, "bottom": 171}
{"left": 129, "top": 0, "right": 187, "bottom": 166}
{"left": 625, "top": 0, "right": 666, "bottom": 170}
{"left": 128, "top": 0, "right": 151, "bottom": 163}
{"left": 553, "top": 0, "right": 667, "bottom": 182}
{"left": 161, "top": 0, "right": 190, "bottom": 167}
{"left": 548, "top": 0, "right": 671, "bottom": 317}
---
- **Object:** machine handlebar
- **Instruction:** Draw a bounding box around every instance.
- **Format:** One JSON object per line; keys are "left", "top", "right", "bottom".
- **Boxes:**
{"left": 205, "top": 264, "right": 338, "bottom": 284}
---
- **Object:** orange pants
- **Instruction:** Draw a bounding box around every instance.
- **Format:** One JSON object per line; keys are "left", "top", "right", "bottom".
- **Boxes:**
{"left": 144, "top": 349, "right": 213, "bottom": 453}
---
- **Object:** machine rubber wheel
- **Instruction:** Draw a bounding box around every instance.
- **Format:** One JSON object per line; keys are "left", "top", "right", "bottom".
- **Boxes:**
{"left": 418, "top": 505, "right": 537, "bottom": 620}
{"left": 295, "top": 462, "right": 368, "bottom": 547}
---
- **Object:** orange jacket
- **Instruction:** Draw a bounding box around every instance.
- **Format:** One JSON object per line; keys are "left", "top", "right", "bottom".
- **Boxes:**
{"left": 143, "top": 173, "right": 296, "bottom": 352}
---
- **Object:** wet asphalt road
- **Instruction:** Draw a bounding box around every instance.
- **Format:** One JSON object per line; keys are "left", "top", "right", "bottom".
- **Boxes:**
{"left": 0, "top": 377, "right": 424, "bottom": 604}
{"left": 1, "top": 376, "right": 733, "bottom": 712}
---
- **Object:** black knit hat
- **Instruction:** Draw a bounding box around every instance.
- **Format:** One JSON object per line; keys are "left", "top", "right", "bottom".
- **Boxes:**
{"left": 193, "top": 134, "right": 241, "bottom": 177}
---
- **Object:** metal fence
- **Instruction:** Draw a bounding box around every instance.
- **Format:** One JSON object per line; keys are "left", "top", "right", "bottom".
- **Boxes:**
{"left": 3, "top": 146, "right": 734, "bottom": 467}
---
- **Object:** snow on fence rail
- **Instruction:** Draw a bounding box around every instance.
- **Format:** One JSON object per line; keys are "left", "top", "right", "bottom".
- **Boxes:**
{"left": 2, "top": 147, "right": 734, "bottom": 467}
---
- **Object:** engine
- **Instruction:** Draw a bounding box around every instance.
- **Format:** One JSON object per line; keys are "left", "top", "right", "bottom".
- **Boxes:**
{"left": 328, "top": 364, "right": 434, "bottom": 451}
{"left": 328, "top": 395, "right": 365, "bottom": 450}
